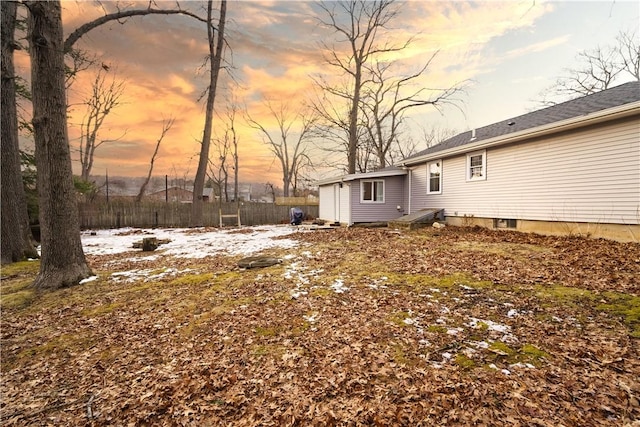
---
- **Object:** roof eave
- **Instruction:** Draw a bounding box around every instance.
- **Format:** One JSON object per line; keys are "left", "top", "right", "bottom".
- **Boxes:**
{"left": 401, "top": 101, "right": 640, "bottom": 166}
{"left": 316, "top": 169, "right": 408, "bottom": 186}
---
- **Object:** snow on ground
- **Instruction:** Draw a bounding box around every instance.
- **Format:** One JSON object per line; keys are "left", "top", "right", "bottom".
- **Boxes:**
{"left": 80, "top": 225, "right": 530, "bottom": 373}
{"left": 81, "top": 225, "right": 301, "bottom": 258}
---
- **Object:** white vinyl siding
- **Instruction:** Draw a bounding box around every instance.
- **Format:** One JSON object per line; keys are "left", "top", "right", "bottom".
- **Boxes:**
{"left": 411, "top": 118, "right": 640, "bottom": 224}
{"left": 352, "top": 175, "right": 405, "bottom": 222}
{"left": 361, "top": 180, "right": 384, "bottom": 203}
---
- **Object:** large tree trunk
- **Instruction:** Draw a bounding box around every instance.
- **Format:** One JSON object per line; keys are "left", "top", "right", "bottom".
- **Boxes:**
{"left": 1, "top": 1, "right": 39, "bottom": 264}
{"left": 27, "top": 1, "right": 92, "bottom": 289}
{"left": 191, "top": 0, "right": 226, "bottom": 226}
{"left": 348, "top": 66, "right": 361, "bottom": 174}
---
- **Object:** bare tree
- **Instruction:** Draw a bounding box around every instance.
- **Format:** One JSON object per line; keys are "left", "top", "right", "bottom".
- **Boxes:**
{"left": 26, "top": 0, "right": 93, "bottom": 289}
{"left": 264, "top": 183, "right": 276, "bottom": 203}
{"left": 1, "top": 1, "right": 216, "bottom": 285}
{"left": 247, "top": 102, "right": 317, "bottom": 197}
{"left": 191, "top": 0, "right": 227, "bottom": 227}
{"left": 207, "top": 137, "right": 230, "bottom": 203}
{"left": 1, "top": 1, "right": 38, "bottom": 263}
{"left": 63, "top": 5, "right": 212, "bottom": 53}
{"left": 136, "top": 117, "right": 174, "bottom": 203}
{"left": 79, "top": 68, "right": 126, "bottom": 181}
{"left": 616, "top": 29, "right": 640, "bottom": 81}
{"left": 227, "top": 105, "right": 240, "bottom": 204}
{"left": 539, "top": 29, "right": 639, "bottom": 105}
{"left": 360, "top": 55, "right": 465, "bottom": 169}
{"left": 207, "top": 100, "right": 240, "bottom": 203}
{"left": 309, "top": 88, "right": 356, "bottom": 172}
{"left": 65, "top": 48, "right": 97, "bottom": 88}
{"left": 420, "top": 125, "right": 457, "bottom": 149}
{"left": 315, "top": 0, "right": 405, "bottom": 174}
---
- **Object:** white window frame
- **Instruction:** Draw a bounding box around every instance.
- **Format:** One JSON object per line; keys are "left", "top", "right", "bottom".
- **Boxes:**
{"left": 361, "top": 179, "right": 385, "bottom": 203}
{"left": 427, "top": 160, "right": 442, "bottom": 194}
{"left": 466, "top": 150, "right": 487, "bottom": 181}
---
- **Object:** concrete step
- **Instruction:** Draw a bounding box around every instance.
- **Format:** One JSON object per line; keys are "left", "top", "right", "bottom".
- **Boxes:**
{"left": 388, "top": 208, "right": 444, "bottom": 230}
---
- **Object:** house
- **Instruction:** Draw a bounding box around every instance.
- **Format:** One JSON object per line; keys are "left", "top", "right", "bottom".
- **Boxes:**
{"left": 317, "top": 81, "right": 640, "bottom": 242}
{"left": 148, "top": 186, "right": 214, "bottom": 203}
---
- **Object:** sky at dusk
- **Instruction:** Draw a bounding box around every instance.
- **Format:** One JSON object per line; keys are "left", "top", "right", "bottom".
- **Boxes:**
{"left": 15, "top": 0, "right": 640, "bottom": 187}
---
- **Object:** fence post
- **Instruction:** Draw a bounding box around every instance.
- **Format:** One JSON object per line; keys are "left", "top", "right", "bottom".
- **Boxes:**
{"left": 116, "top": 211, "right": 121, "bottom": 229}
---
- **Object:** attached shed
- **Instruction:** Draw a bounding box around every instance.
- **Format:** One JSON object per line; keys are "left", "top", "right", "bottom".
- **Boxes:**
{"left": 317, "top": 167, "right": 407, "bottom": 225}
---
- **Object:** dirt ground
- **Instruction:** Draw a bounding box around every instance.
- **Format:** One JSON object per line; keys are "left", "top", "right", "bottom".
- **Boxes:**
{"left": 1, "top": 225, "right": 639, "bottom": 426}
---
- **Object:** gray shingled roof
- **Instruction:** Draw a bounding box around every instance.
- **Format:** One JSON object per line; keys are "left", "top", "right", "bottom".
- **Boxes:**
{"left": 403, "top": 81, "right": 640, "bottom": 161}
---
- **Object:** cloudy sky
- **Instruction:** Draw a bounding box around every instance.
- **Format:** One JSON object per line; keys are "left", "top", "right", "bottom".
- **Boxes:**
{"left": 16, "top": 1, "right": 639, "bottom": 187}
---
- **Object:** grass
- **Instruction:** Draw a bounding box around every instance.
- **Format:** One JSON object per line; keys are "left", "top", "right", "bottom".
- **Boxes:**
{"left": 536, "top": 284, "right": 640, "bottom": 337}
{"left": 0, "top": 261, "right": 39, "bottom": 309}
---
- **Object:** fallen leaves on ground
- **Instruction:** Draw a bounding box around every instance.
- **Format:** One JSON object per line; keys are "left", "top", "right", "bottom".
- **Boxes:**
{"left": 1, "top": 226, "right": 639, "bottom": 426}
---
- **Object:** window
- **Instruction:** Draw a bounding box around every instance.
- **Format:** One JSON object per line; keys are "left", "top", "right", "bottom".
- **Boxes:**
{"left": 361, "top": 180, "right": 384, "bottom": 203}
{"left": 494, "top": 219, "right": 517, "bottom": 229}
{"left": 466, "top": 150, "right": 486, "bottom": 181}
{"left": 427, "top": 160, "right": 442, "bottom": 194}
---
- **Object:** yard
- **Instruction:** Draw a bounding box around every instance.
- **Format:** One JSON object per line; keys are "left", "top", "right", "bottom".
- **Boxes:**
{"left": 1, "top": 225, "right": 639, "bottom": 426}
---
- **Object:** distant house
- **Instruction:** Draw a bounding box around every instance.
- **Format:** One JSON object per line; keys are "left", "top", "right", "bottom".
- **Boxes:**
{"left": 317, "top": 81, "right": 640, "bottom": 242}
{"left": 148, "top": 186, "right": 214, "bottom": 203}
{"left": 220, "top": 184, "right": 252, "bottom": 202}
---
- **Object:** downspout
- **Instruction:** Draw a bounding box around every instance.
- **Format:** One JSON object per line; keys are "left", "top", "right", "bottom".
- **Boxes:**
{"left": 408, "top": 168, "right": 412, "bottom": 214}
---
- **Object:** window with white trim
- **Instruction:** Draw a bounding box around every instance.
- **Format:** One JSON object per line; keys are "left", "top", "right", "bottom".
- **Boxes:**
{"left": 361, "top": 180, "right": 384, "bottom": 203}
{"left": 427, "top": 160, "right": 442, "bottom": 194}
{"left": 466, "top": 150, "right": 486, "bottom": 181}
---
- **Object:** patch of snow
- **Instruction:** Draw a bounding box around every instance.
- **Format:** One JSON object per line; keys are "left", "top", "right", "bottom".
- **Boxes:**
{"left": 446, "top": 327, "right": 463, "bottom": 335}
{"left": 290, "top": 289, "right": 308, "bottom": 299}
{"left": 330, "top": 278, "right": 349, "bottom": 294}
{"left": 81, "top": 225, "right": 300, "bottom": 258}
{"left": 510, "top": 362, "right": 535, "bottom": 369}
{"left": 467, "top": 340, "right": 490, "bottom": 349}
{"left": 468, "top": 317, "right": 511, "bottom": 333}
{"left": 367, "top": 277, "right": 388, "bottom": 290}
{"left": 461, "top": 347, "right": 477, "bottom": 357}
{"left": 303, "top": 313, "right": 319, "bottom": 323}
{"left": 80, "top": 275, "right": 99, "bottom": 284}
{"left": 418, "top": 339, "right": 431, "bottom": 347}
{"left": 110, "top": 267, "right": 194, "bottom": 283}
{"left": 507, "top": 309, "right": 519, "bottom": 318}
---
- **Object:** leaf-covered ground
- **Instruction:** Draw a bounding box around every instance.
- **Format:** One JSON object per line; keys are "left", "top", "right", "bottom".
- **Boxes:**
{"left": 1, "top": 226, "right": 639, "bottom": 426}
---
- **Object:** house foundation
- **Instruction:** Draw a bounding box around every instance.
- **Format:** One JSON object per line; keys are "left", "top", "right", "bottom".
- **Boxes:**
{"left": 444, "top": 216, "right": 639, "bottom": 243}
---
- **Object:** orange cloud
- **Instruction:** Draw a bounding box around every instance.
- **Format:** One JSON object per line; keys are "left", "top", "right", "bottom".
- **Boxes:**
{"left": 17, "top": 0, "right": 575, "bottom": 188}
